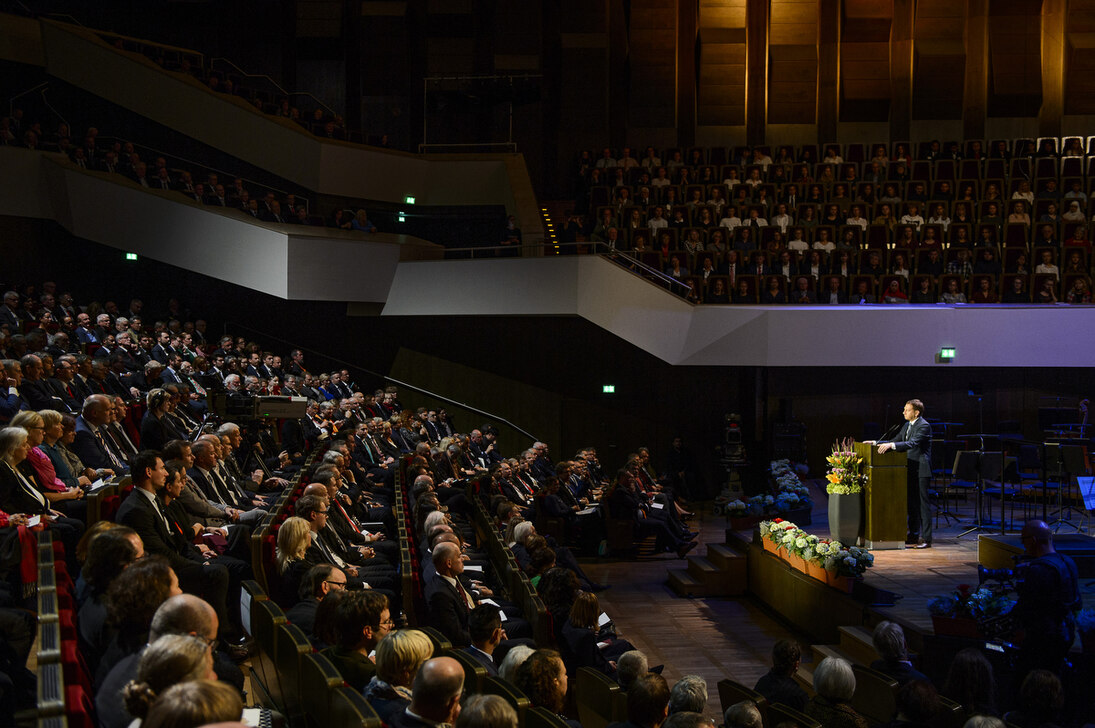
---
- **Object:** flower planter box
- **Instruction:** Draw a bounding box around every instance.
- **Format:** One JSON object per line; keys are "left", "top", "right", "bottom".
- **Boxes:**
{"left": 931, "top": 615, "right": 981, "bottom": 639}
{"left": 786, "top": 553, "right": 807, "bottom": 573}
{"left": 761, "top": 539, "right": 780, "bottom": 555}
{"left": 825, "top": 572, "right": 855, "bottom": 593}
{"left": 805, "top": 561, "right": 829, "bottom": 583}
{"left": 729, "top": 514, "right": 762, "bottom": 531}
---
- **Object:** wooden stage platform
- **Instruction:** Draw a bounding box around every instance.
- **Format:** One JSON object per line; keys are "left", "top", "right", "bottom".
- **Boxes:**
{"left": 578, "top": 479, "right": 1095, "bottom": 720}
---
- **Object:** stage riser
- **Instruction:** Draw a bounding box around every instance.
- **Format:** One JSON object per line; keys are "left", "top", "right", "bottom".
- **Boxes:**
{"left": 978, "top": 533, "right": 1095, "bottom": 577}
{"left": 737, "top": 537, "right": 869, "bottom": 644}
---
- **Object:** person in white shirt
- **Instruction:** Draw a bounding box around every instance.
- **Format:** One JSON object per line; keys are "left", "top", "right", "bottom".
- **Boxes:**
{"left": 900, "top": 203, "right": 924, "bottom": 229}
{"left": 1011, "top": 179, "right": 1034, "bottom": 204}
{"left": 927, "top": 203, "right": 950, "bottom": 231}
{"left": 743, "top": 208, "right": 768, "bottom": 228}
{"left": 744, "top": 168, "right": 764, "bottom": 188}
{"left": 813, "top": 229, "right": 835, "bottom": 253}
{"left": 822, "top": 145, "right": 844, "bottom": 164}
{"left": 722, "top": 168, "right": 742, "bottom": 189}
{"left": 787, "top": 228, "right": 809, "bottom": 252}
{"left": 647, "top": 206, "right": 668, "bottom": 230}
{"left": 845, "top": 205, "right": 868, "bottom": 231}
{"left": 719, "top": 206, "right": 742, "bottom": 231}
{"left": 770, "top": 203, "right": 792, "bottom": 233}
{"left": 751, "top": 149, "right": 773, "bottom": 169}
{"left": 651, "top": 167, "right": 670, "bottom": 188}
{"left": 1035, "top": 250, "right": 1060, "bottom": 279}
{"left": 617, "top": 147, "right": 639, "bottom": 170}
{"left": 595, "top": 148, "right": 616, "bottom": 169}
{"left": 640, "top": 146, "right": 662, "bottom": 169}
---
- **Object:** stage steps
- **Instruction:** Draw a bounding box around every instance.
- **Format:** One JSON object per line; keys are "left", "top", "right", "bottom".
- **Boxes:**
{"left": 666, "top": 542, "right": 747, "bottom": 597}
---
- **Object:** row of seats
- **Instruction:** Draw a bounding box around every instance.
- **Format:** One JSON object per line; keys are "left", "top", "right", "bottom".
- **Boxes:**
{"left": 585, "top": 136, "right": 1095, "bottom": 167}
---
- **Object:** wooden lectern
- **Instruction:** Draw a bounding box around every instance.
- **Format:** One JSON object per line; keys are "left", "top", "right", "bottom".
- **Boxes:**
{"left": 854, "top": 441, "right": 908, "bottom": 550}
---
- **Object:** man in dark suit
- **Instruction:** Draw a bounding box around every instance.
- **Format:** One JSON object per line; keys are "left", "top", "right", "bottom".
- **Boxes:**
{"left": 114, "top": 450, "right": 231, "bottom": 637}
{"left": 869, "top": 622, "right": 930, "bottom": 687}
{"left": 424, "top": 542, "right": 478, "bottom": 645}
{"left": 464, "top": 605, "right": 502, "bottom": 676}
{"left": 876, "top": 398, "right": 933, "bottom": 548}
{"left": 72, "top": 395, "right": 130, "bottom": 474}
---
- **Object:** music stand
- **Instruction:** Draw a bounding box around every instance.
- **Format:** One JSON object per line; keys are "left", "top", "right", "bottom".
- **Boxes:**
{"left": 955, "top": 449, "right": 993, "bottom": 538}
{"left": 1050, "top": 444, "right": 1089, "bottom": 532}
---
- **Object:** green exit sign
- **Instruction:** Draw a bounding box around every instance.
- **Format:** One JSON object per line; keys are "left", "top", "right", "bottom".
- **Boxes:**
{"left": 602, "top": 385, "right": 615, "bottom": 394}
{"left": 940, "top": 347, "right": 956, "bottom": 359}
{"left": 404, "top": 196, "right": 416, "bottom": 204}
{"left": 125, "top": 253, "right": 138, "bottom": 261}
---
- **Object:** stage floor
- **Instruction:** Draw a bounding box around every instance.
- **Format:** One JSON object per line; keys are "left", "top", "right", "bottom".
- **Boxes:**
{"left": 580, "top": 478, "right": 1095, "bottom": 719}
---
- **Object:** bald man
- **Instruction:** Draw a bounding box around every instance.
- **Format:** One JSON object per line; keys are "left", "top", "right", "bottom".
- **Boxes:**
{"left": 388, "top": 656, "right": 464, "bottom": 728}
{"left": 1014, "top": 520, "right": 1081, "bottom": 676}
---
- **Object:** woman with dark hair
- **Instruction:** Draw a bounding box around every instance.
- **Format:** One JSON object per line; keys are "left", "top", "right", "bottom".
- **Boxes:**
{"left": 514, "top": 649, "right": 578, "bottom": 728}
{"left": 1002, "top": 669, "right": 1064, "bottom": 728}
{"left": 98, "top": 555, "right": 182, "bottom": 686}
{"left": 941, "top": 648, "right": 997, "bottom": 718}
{"left": 78, "top": 525, "right": 142, "bottom": 672}
{"left": 539, "top": 566, "right": 581, "bottom": 645}
{"left": 561, "top": 591, "right": 634, "bottom": 675}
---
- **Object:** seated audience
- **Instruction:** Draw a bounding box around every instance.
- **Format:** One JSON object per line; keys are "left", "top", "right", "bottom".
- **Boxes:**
{"left": 805, "top": 657, "right": 868, "bottom": 728}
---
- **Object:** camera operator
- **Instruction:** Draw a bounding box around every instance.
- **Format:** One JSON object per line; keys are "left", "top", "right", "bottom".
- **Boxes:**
{"left": 1013, "top": 520, "right": 1081, "bottom": 676}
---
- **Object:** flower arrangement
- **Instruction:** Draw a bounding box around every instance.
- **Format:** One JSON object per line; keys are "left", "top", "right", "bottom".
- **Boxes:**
{"left": 928, "top": 584, "right": 1015, "bottom": 621}
{"left": 759, "top": 519, "right": 875, "bottom": 577}
{"left": 759, "top": 518, "right": 800, "bottom": 546}
{"left": 825, "top": 438, "right": 867, "bottom": 495}
{"left": 1076, "top": 608, "right": 1095, "bottom": 636}
{"left": 826, "top": 545, "right": 874, "bottom": 577}
{"left": 725, "top": 500, "right": 749, "bottom": 517}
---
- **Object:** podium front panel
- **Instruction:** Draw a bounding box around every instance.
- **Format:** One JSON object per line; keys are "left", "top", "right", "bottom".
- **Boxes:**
{"left": 855, "top": 442, "right": 907, "bottom": 549}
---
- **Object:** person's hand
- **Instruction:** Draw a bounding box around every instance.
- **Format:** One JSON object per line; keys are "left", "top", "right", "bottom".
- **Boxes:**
{"left": 345, "top": 565, "right": 359, "bottom": 577}
{"left": 477, "top": 585, "right": 494, "bottom": 597}
{"left": 251, "top": 470, "right": 264, "bottom": 485}
{"left": 227, "top": 508, "right": 241, "bottom": 522}
{"left": 129, "top": 387, "right": 140, "bottom": 398}
{"left": 77, "top": 475, "right": 92, "bottom": 487}
{"left": 9, "top": 514, "right": 28, "bottom": 526}
{"left": 877, "top": 442, "right": 893, "bottom": 454}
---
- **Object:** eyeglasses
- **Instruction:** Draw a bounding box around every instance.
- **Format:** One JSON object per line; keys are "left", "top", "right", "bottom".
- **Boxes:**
{"left": 197, "top": 634, "right": 220, "bottom": 653}
{"left": 379, "top": 617, "right": 396, "bottom": 628}
{"left": 324, "top": 580, "right": 347, "bottom": 589}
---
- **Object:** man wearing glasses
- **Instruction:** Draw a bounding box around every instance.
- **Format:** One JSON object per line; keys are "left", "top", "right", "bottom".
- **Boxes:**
{"left": 319, "top": 590, "right": 394, "bottom": 691}
{"left": 285, "top": 564, "right": 347, "bottom": 644}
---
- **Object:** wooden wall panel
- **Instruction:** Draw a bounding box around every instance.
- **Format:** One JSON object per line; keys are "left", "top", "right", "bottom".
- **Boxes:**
{"left": 629, "top": 0, "right": 679, "bottom": 129}
{"left": 840, "top": 0, "right": 893, "bottom": 122}
{"left": 987, "top": 0, "right": 1043, "bottom": 117}
{"left": 1064, "top": 0, "right": 1095, "bottom": 114}
{"left": 911, "top": 0, "right": 967, "bottom": 120}
{"left": 697, "top": 0, "right": 747, "bottom": 126}
{"left": 767, "top": 0, "right": 818, "bottom": 125}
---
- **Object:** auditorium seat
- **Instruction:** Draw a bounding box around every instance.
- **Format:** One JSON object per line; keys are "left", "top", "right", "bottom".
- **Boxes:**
{"left": 445, "top": 647, "right": 488, "bottom": 696}
{"left": 251, "top": 598, "right": 288, "bottom": 711}
{"left": 300, "top": 652, "right": 346, "bottom": 728}
{"left": 716, "top": 678, "right": 768, "bottom": 724}
{"left": 769, "top": 701, "right": 822, "bottom": 728}
{"left": 574, "top": 667, "right": 626, "bottom": 728}
{"left": 482, "top": 676, "right": 531, "bottom": 724}
{"left": 526, "top": 706, "right": 572, "bottom": 728}
{"left": 328, "top": 686, "right": 384, "bottom": 728}
{"left": 849, "top": 664, "right": 898, "bottom": 724}
{"left": 275, "top": 622, "right": 314, "bottom": 724}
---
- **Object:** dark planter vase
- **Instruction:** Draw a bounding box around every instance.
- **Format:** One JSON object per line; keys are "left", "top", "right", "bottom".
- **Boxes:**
{"left": 828, "top": 491, "right": 863, "bottom": 545}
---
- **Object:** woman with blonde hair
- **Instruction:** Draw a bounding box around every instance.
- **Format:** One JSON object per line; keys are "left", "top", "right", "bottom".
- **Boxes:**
{"left": 10, "top": 410, "right": 85, "bottom": 518}
{"left": 275, "top": 516, "right": 313, "bottom": 602}
{"left": 365, "top": 629, "right": 435, "bottom": 723}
